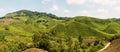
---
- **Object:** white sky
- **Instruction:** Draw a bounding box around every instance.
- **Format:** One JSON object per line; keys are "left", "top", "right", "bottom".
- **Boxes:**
{"left": 0, "top": 0, "right": 120, "bottom": 19}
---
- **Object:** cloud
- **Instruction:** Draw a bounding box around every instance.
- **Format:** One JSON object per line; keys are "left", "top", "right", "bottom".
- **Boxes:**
{"left": 111, "top": 6, "right": 120, "bottom": 18}
{"left": 96, "top": 9, "right": 108, "bottom": 13}
{"left": 0, "top": 9, "right": 7, "bottom": 17}
{"left": 79, "top": 10, "right": 90, "bottom": 16}
{"left": 50, "top": 5, "right": 59, "bottom": 11}
{"left": 41, "top": 0, "right": 51, "bottom": 4}
{"left": 91, "top": 0, "right": 120, "bottom": 5}
{"left": 114, "top": 7, "right": 120, "bottom": 11}
{"left": 95, "top": 9, "right": 110, "bottom": 18}
{"left": 63, "top": 9, "right": 70, "bottom": 13}
{"left": 66, "top": 0, "right": 120, "bottom": 5}
{"left": 81, "top": 10, "right": 89, "bottom": 14}
{"left": 76, "top": 9, "right": 110, "bottom": 19}
{"left": 0, "top": 9, "right": 6, "bottom": 13}
{"left": 0, "top": 8, "right": 16, "bottom": 17}
{"left": 50, "top": 4, "right": 71, "bottom": 13}
{"left": 80, "top": 10, "right": 95, "bottom": 17}
{"left": 66, "top": 0, "right": 86, "bottom": 5}
{"left": 49, "top": 0, "right": 120, "bottom": 19}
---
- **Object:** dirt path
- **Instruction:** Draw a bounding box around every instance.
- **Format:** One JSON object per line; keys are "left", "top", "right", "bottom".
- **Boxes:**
{"left": 97, "top": 42, "right": 111, "bottom": 52}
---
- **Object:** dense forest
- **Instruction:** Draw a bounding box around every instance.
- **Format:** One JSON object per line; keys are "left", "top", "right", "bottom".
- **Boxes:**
{"left": 0, "top": 10, "right": 120, "bottom": 52}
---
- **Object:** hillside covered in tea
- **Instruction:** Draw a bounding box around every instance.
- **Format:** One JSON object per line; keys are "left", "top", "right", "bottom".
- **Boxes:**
{"left": 0, "top": 10, "right": 119, "bottom": 52}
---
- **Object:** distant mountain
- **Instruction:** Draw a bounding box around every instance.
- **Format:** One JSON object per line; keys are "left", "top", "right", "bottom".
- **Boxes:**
{"left": 4, "top": 10, "right": 68, "bottom": 20}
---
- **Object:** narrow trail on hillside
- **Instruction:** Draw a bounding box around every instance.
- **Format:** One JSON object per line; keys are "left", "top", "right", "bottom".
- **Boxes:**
{"left": 97, "top": 42, "right": 111, "bottom": 52}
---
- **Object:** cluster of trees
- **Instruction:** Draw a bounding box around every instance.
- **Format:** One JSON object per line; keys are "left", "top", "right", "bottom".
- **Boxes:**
{"left": 30, "top": 32, "right": 105, "bottom": 52}
{"left": 0, "top": 31, "right": 105, "bottom": 52}
{"left": 0, "top": 32, "right": 118, "bottom": 52}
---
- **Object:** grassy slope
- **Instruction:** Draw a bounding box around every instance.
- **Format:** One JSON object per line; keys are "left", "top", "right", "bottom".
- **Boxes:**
{"left": 0, "top": 10, "right": 120, "bottom": 52}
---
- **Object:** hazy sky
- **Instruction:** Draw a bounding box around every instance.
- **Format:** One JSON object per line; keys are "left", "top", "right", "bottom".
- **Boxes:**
{"left": 0, "top": 0, "right": 120, "bottom": 19}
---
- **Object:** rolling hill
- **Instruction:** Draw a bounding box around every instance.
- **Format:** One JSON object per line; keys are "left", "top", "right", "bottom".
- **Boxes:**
{"left": 0, "top": 10, "right": 119, "bottom": 52}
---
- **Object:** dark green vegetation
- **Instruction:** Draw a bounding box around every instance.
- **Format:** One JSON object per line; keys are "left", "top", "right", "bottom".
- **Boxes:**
{"left": 0, "top": 10, "right": 119, "bottom": 52}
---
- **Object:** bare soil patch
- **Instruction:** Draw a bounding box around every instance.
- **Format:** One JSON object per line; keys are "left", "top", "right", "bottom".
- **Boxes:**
{"left": 82, "top": 38, "right": 96, "bottom": 43}
{"left": 102, "top": 38, "right": 120, "bottom": 52}
{"left": 0, "top": 18, "right": 19, "bottom": 25}
{"left": 24, "top": 48, "right": 48, "bottom": 52}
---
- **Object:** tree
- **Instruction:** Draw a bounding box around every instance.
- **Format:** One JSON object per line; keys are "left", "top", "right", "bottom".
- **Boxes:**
{"left": 74, "top": 41, "right": 80, "bottom": 52}
{"left": 33, "top": 32, "right": 50, "bottom": 50}
{"left": 18, "top": 42, "right": 27, "bottom": 51}
{"left": 66, "top": 36, "right": 74, "bottom": 52}
{"left": 78, "top": 35, "right": 83, "bottom": 43}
